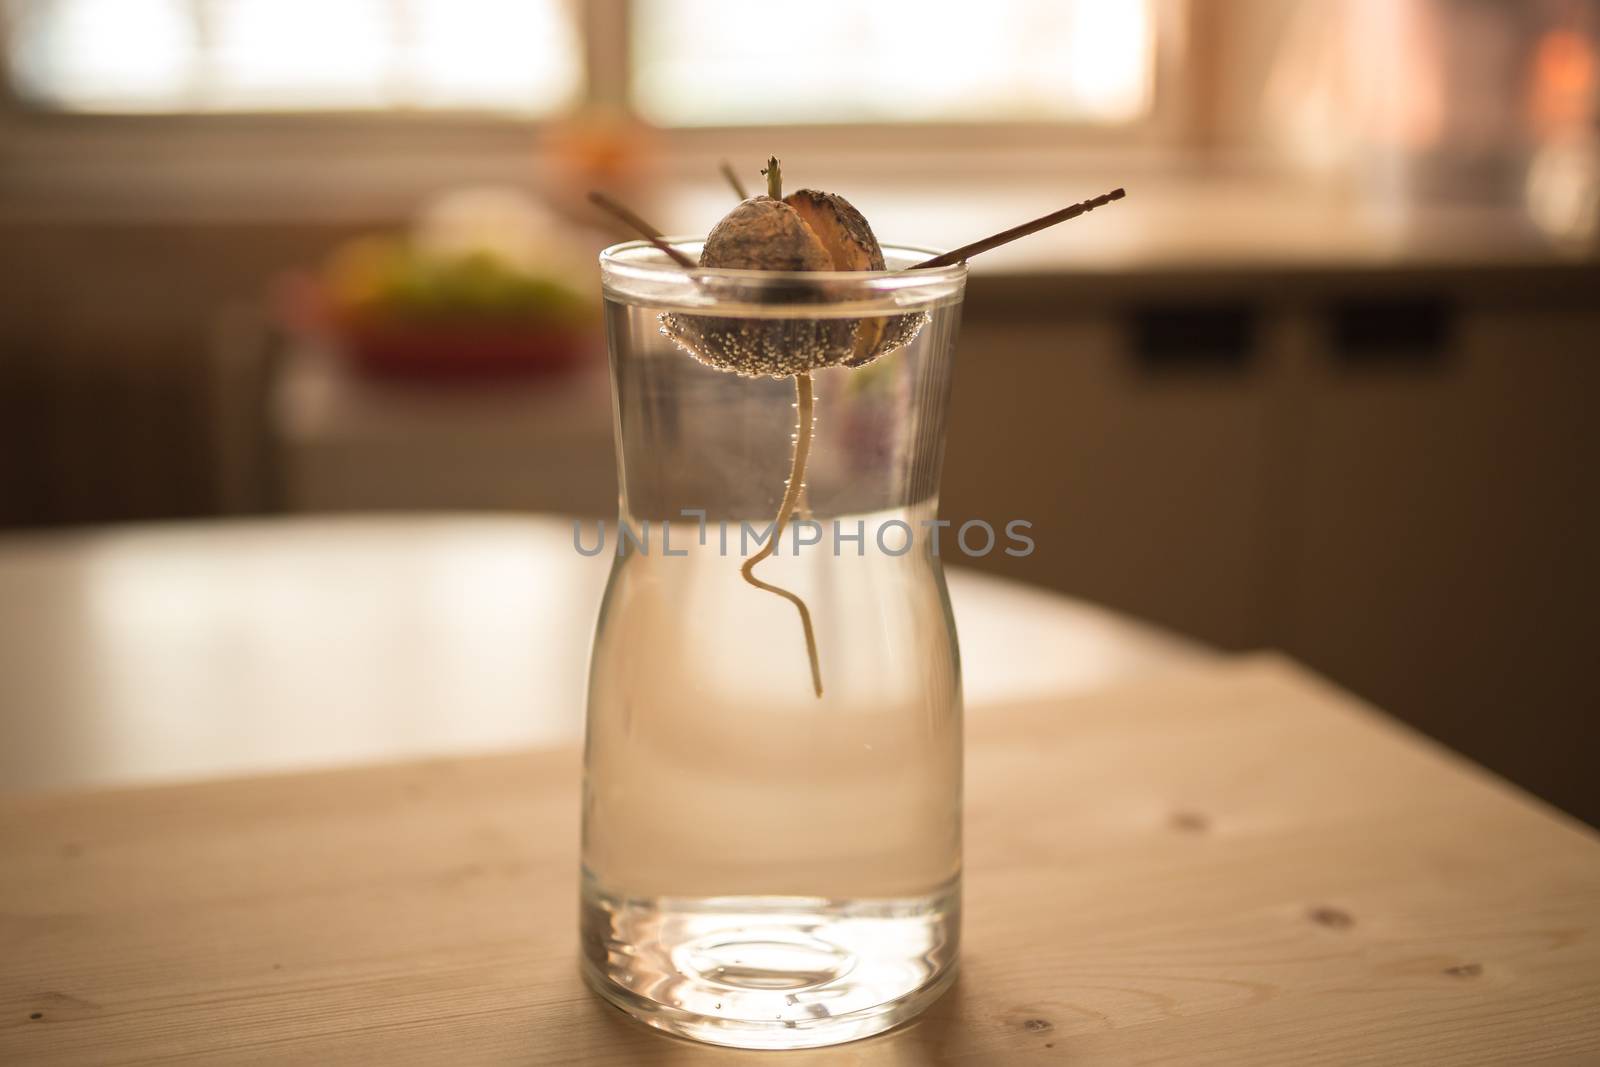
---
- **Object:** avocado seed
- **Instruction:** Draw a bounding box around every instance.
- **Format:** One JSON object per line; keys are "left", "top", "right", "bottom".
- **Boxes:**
{"left": 660, "top": 163, "right": 924, "bottom": 378}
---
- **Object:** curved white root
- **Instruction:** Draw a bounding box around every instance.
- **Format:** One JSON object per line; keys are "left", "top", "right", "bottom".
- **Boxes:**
{"left": 740, "top": 373, "right": 823, "bottom": 698}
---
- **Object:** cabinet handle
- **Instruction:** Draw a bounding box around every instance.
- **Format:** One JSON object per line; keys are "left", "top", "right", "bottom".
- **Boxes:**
{"left": 1126, "top": 303, "right": 1257, "bottom": 374}
{"left": 1327, "top": 297, "right": 1454, "bottom": 366}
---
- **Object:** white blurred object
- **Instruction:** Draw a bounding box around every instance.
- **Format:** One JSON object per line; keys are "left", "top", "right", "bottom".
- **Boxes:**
{"left": 631, "top": 0, "right": 1155, "bottom": 126}
{"left": 5, "top": 0, "right": 581, "bottom": 114}
{"left": 1523, "top": 19, "right": 1600, "bottom": 247}
{"left": 272, "top": 340, "right": 617, "bottom": 516}
{"left": 411, "top": 185, "right": 600, "bottom": 277}
{"left": 1265, "top": 0, "right": 1600, "bottom": 243}
{"left": 1265, "top": 0, "right": 1445, "bottom": 178}
{"left": 1526, "top": 132, "right": 1600, "bottom": 247}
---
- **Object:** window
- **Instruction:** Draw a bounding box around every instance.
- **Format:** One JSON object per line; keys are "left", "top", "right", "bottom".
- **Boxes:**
{"left": 4, "top": 0, "right": 1158, "bottom": 128}
{"left": 4, "top": 0, "right": 583, "bottom": 114}
{"left": 630, "top": 0, "right": 1155, "bottom": 126}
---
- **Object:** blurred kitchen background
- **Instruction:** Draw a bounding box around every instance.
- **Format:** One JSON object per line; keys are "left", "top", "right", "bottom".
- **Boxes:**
{"left": 1, "top": 0, "right": 1597, "bottom": 819}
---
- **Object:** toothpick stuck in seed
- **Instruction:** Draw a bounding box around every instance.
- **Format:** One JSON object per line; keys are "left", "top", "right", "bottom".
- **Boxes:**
{"left": 719, "top": 160, "right": 749, "bottom": 200}
{"left": 588, "top": 191, "right": 696, "bottom": 268}
{"left": 910, "top": 188, "right": 1126, "bottom": 269}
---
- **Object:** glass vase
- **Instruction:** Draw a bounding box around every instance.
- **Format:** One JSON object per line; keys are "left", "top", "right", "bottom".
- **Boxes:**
{"left": 581, "top": 239, "right": 968, "bottom": 1049}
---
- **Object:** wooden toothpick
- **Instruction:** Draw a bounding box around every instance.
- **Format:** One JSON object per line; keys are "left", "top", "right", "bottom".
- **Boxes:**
{"left": 587, "top": 191, "right": 696, "bottom": 269}
{"left": 910, "top": 188, "right": 1126, "bottom": 269}
{"left": 719, "top": 160, "right": 749, "bottom": 200}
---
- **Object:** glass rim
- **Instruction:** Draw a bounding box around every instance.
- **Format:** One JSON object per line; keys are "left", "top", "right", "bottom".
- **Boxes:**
{"left": 599, "top": 237, "right": 969, "bottom": 314}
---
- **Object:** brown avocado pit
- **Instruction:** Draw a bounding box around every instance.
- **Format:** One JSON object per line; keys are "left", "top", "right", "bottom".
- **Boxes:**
{"left": 660, "top": 184, "right": 924, "bottom": 378}
{"left": 702, "top": 197, "right": 833, "bottom": 272}
{"left": 781, "top": 189, "right": 884, "bottom": 273}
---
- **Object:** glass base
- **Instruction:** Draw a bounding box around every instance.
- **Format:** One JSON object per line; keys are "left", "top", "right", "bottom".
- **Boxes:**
{"left": 580, "top": 875, "right": 959, "bottom": 1050}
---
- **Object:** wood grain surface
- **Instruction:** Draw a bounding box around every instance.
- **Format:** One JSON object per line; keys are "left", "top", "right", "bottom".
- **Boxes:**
{"left": 3, "top": 655, "right": 1598, "bottom": 1065}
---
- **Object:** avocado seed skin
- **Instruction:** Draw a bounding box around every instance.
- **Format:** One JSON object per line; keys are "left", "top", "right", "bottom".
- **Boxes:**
{"left": 701, "top": 198, "right": 832, "bottom": 272}
{"left": 780, "top": 188, "right": 926, "bottom": 365}
{"left": 783, "top": 189, "right": 886, "bottom": 273}
{"left": 661, "top": 186, "right": 924, "bottom": 377}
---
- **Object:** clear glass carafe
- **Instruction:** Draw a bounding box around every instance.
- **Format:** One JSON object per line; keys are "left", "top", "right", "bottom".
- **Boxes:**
{"left": 581, "top": 240, "right": 967, "bottom": 1049}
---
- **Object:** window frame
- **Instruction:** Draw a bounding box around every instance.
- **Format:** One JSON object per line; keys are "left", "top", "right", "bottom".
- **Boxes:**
{"left": 0, "top": 0, "right": 1205, "bottom": 216}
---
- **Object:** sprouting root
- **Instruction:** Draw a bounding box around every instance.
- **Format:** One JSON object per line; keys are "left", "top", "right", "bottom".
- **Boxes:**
{"left": 740, "top": 372, "right": 823, "bottom": 698}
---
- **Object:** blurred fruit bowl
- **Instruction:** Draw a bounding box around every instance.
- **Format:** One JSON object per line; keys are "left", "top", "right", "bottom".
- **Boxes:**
{"left": 283, "top": 236, "right": 598, "bottom": 383}
{"left": 324, "top": 313, "right": 591, "bottom": 382}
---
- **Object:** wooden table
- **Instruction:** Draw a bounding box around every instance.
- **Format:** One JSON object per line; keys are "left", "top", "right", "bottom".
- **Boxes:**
{"left": 0, "top": 516, "right": 1205, "bottom": 792}
{"left": 4, "top": 655, "right": 1599, "bottom": 1064}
